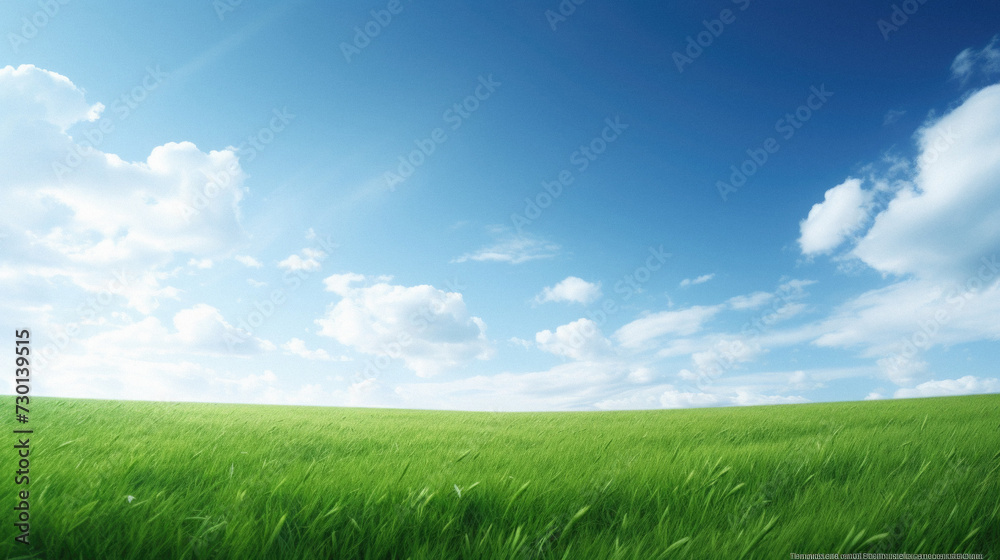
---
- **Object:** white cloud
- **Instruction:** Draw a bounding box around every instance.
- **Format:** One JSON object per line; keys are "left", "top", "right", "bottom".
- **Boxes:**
{"left": 278, "top": 248, "right": 326, "bottom": 272}
{"left": 798, "top": 178, "right": 872, "bottom": 256}
{"left": 689, "top": 338, "right": 766, "bottom": 383}
{"left": 76, "top": 304, "right": 273, "bottom": 359}
{"left": 281, "top": 338, "right": 346, "bottom": 361}
{"left": 796, "top": 81, "right": 1000, "bottom": 386}
{"left": 731, "top": 391, "right": 810, "bottom": 406}
{"left": 727, "top": 291, "right": 774, "bottom": 310}
{"left": 323, "top": 272, "right": 368, "bottom": 295}
{"left": 535, "top": 318, "right": 613, "bottom": 361}
{"left": 789, "top": 370, "right": 808, "bottom": 388}
{"left": 679, "top": 273, "right": 715, "bottom": 287}
{"left": 34, "top": 350, "right": 334, "bottom": 406}
{"left": 0, "top": 64, "right": 103, "bottom": 131}
{"left": 508, "top": 337, "right": 534, "bottom": 349}
{"left": 893, "top": 376, "right": 1000, "bottom": 399}
{"left": 188, "top": 258, "right": 213, "bottom": 269}
{"left": 316, "top": 274, "right": 493, "bottom": 377}
{"left": 535, "top": 276, "right": 602, "bottom": 305}
{"left": 0, "top": 65, "right": 249, "bottom": 315}
{"left": 235, "top": 255, "right": 262, "bottom": 268}
{"left": 614, "top": 305, "right": 722, "bottom": 348}
{"left": 228, "top": 370, "right": 278, "bottom": 392}
{"left": 393, "top": 361, "right": 632, "bottom": 411}
{"left": 452, "top": 233, "right": 559, "bottom": 264}
{"left": 877, "top": 355, "right": 929, "bottom": 386}
{"left": 656, "top": 385, "right": 807, "bottom": 409}
{"left": 627, "top": 366, "right": 655, "bottom": 383}
{"left": 950, "top": 35, "right": 1000, "bottom": 84}
{"left": 811, "top": 273, "right": 1000, "bottom": 359}
{"left": 851, "top": 83, "right": 1000, "bottom": 280}
{"left": 658, "top": 388, "right": 721, "bottom": 408}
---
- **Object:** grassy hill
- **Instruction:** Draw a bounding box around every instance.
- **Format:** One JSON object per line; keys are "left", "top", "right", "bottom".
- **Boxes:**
{"left": 2, "top": 394, "right": 998, "bottom": 559}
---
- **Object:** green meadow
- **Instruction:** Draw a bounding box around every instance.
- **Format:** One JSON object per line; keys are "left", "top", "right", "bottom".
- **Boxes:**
{"left": 2, "top": 394, "right": 998, "bottom": 559}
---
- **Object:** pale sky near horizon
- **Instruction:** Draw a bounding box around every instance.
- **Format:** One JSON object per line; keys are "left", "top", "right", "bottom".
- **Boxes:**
{"left": 2, "top": 1, "right": 1000, "bottom": 410}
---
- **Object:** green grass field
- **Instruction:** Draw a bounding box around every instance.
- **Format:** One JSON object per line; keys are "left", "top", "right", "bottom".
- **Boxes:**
{"left": 2, "top": 394, "right": 998, "bottom": 559}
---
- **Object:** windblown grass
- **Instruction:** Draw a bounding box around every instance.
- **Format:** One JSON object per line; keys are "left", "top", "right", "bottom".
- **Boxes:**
{"left": 1, "top": 394, "right": 997, "bottom": 559}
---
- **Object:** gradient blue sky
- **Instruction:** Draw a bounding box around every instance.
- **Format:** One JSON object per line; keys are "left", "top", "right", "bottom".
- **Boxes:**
{"left": 2, "top": 0, "right": 999, "bottom": 409}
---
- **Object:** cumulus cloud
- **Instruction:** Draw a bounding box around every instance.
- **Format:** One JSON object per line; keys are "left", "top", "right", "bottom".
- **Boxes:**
{"left": 281, "top": 338, "right": 347, "bottom": 361}
{"left": 850, "top": 84, "right": 1000, "bottom": 281}
{"left": 235, "top": 255, "right": 262, "bottom": 268}
{"left": 316, "top": 274, "right": 493, "bottom": 376}
{"left": 798, "top": 178, "right": 872, "bottom": 256}
{"left": 535, "top": 276, "right": 602, "bottom": 305}
{"left": 0, "top": 65, "right": 249, "bottom": 315}
{"left": 679, "top": 273, "right": 715, "bottom": 287}
{"left": 795, "top": 77, "right": 1000, "bottom": 388}
{"left": 535, "top": 318, "right": 613, "bottom": 361}
{"left": 0, "top": 64, "right": 103, "bottom": 131}
{"left": 322, "top": 272, "right": 368, "bottom": 295}
{"left": 278, "top": 248, "right": 326, "bottom": 272}
{"left": 893, "top": 376, "right": 1000, "bottom": 399}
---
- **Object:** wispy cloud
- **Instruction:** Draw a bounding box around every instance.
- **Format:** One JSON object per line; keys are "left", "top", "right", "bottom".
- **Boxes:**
{"left": 679, "top": 273, "right": 714, "bottom": 287}
{"left": 452, "top": 232, "right": 560, "bottom": 264}
{"left": 950, "top": 35, "right": 1000, "bottom": 84}
{"left": 882, "top": 108, "right": 906, "bottom": 126}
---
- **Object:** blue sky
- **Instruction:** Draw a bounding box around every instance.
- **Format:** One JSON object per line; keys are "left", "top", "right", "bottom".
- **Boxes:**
{"left": 2, "top": 0, "right": 999, "bottom": 410}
